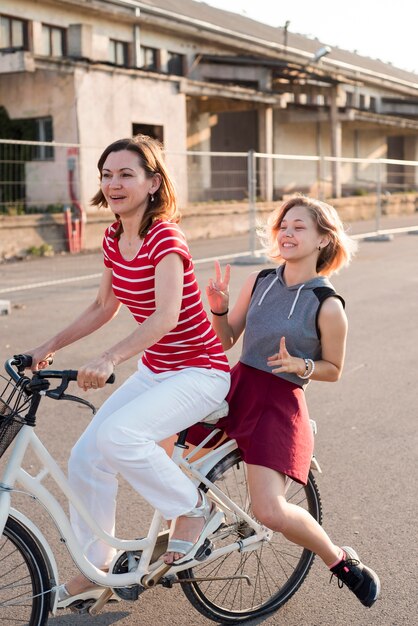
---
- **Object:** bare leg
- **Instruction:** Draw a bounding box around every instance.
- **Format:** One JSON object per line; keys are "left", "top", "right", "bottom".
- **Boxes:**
{"left": 64, "top": 569, "right": 108, "bottom": 596}
{"left": 247, "top": 464, "right": 342, "bottom": 566}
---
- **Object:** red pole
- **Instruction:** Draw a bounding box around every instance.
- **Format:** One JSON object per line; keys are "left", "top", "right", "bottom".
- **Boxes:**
{"left": 64, "top": 207, "right": 74, "bottom": 253}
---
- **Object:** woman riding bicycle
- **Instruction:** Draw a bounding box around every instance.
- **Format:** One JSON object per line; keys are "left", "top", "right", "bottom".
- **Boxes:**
{"left": 188, "top": 195, "right": 381, "bottom": 608}
{"left": 24, "top": 134, "right": 230, "bottom": 604}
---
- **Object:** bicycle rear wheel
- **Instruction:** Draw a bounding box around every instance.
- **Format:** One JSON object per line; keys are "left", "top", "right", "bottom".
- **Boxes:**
{"left": 179, "top": 449, "right": 322, "bottom": 623}
{"left": 0, "top": 516, "right": 51, "bottom": 626}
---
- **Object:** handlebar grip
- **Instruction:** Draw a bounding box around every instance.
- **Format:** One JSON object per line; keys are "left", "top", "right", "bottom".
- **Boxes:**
{"left": 66, "top": 370, "right": 115, "bottom": 384}
{"left": 13, "top": 354, "right": 54, "bottom": 369}
{"left": 13, "top": 354, "right": 33, "bottom": 369}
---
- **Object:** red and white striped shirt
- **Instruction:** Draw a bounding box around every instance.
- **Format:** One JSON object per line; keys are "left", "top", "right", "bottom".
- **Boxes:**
{"left": 103, "top": 220, "right": 229, "bottom": 374}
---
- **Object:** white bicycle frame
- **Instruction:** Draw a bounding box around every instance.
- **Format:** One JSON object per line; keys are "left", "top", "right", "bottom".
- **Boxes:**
{"left": 0, "top": 420, "right": 270, "bottom": 616}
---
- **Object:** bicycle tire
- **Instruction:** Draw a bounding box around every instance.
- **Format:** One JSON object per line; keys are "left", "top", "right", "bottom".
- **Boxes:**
{"left": 0, "top": 515, "right": 51, "bottom": 626}
{"left": 179, "top": 449, "right": 322, "bottom": 623}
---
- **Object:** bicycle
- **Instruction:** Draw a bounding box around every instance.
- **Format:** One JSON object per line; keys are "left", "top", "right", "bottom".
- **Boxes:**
{"left": 0, "top": 354, "right": 322, "bottom": 625}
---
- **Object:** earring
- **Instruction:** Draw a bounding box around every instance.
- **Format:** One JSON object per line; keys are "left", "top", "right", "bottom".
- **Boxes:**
{"left": 318, "top": 245, "right": 321, "bottom": 250}
{"left": 150, "top": 194, "right": 154, "bottom": 202}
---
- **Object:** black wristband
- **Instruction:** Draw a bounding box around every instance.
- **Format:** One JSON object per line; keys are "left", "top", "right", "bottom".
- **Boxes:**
{"left": 211, "top": 308, "right": 229, "bottom": 316}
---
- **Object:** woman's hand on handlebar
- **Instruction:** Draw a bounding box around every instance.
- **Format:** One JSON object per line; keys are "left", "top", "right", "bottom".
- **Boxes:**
{"left": 24, "top": 347, "right": 56, "bottom": 372}
{"left": 77, "top": 355, "right": 115, "bottom": 391}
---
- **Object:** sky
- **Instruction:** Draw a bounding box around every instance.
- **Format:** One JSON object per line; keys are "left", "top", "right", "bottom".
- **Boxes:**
{"left": 201, "top": 0, "right": 417, "bottom": 74}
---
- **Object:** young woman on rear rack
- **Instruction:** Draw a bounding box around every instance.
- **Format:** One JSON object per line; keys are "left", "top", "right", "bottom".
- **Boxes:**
{"left": 187, "top": 194, "right": 380, "bottom": 608}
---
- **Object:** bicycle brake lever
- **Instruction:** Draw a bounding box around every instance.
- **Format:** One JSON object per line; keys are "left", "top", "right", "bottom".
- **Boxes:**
{"left": 44, "top": 376, "right": 71, "bottom": 399}
{"left": 45, "top": 390, "right": 97, "bottom": 414}
{"left": 44, "top": 374, "right": 97, "bottom": 413}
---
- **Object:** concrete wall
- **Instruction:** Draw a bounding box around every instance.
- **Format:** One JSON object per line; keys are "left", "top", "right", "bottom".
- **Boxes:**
{"left": 73, "top": 66, "right": 188, "bottom": 208}
{"left": 0, "top": 69, "right": 78, "bottom": 141}
{"left": 0, "top": 66, "right": 188, "bottom": 211}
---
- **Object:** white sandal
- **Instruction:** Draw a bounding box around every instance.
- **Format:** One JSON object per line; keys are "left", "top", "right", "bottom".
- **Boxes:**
{"left": 165, "top": 489, "right": 224, "bottom": 565}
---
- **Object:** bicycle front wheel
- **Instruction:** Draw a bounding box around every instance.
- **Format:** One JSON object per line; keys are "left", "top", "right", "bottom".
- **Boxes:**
{"left": 0, "top": 516, "right": 51, "bottom": 626}
{"left": 179, "top": 449, "right": 322, "bottom": 623}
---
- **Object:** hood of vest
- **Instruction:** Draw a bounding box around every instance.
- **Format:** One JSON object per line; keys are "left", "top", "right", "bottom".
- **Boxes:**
{"left": 257, "top": 264, "right": 331, "bottom": 318}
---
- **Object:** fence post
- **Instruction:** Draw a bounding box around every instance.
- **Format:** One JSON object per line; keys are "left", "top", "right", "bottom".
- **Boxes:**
{"left": 376, "top": 159, "right": 382, "bottom": 233}
{"left": 318, "top": 156, "right": 325, "bottom": 200}
{"left": 364, "top": 159, "right": 393, "bottom": 242}
{"left": 235, "top": 150, "right": 267, "bottom": 264}
{"left": 248, "top": 149, "right": 256, "bottom": 257}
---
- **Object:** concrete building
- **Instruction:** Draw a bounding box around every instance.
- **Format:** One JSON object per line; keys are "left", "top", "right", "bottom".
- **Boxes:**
{"left": 1, "top": 0, "right": 418, "bottom": 214}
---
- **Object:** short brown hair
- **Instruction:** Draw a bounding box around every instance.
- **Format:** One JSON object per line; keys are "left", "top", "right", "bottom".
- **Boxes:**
{"left": 260, "top": 194, "right": 357, "bottom": 275}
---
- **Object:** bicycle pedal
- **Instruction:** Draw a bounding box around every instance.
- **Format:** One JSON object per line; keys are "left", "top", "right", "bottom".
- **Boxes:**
{"left": 195, "top": 538, "right": 213, "bottom": 561}
{"left": 68, "top": 598, "right": 96, "bottom": 614}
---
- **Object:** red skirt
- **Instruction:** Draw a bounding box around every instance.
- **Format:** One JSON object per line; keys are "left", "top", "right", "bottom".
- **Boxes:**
{"left": 187, "top": 362, "right": 314, "bottom": 485}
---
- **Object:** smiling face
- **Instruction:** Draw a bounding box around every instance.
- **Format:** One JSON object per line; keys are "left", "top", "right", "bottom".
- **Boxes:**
{"left": 278, "top": 205, "right": 328, "bottom": 262}
{"left": 100, "top": 149, "right": 160, "bottom": 218}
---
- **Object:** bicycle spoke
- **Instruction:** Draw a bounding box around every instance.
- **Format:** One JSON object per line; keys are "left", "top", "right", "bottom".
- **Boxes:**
{"left": 0, "top": 518, "right": 50, "bottom": 625}
{"left": 180, "top": 451, "right": 321, "bottom": 621}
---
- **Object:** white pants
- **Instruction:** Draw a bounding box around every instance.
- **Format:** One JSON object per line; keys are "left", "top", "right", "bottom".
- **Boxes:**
{"left": 68, "top": 362, "right": 230, "bottom": 566}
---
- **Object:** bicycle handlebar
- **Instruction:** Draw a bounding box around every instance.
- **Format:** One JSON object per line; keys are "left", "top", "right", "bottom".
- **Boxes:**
{"left": 5, "top": 355, "right": 115, "bottom": 386}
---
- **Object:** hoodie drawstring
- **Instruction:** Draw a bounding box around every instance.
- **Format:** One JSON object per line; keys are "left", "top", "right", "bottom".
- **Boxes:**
{"left": 258, "top": 276, "right": 279, "bottom": 305}
{"left": 288, "top": 284, "right": 305, "bottom": 318}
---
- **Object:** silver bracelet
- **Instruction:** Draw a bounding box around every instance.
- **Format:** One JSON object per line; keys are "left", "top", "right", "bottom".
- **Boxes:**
{"left": 299, "top": 358, "right": 315, "bottom": 379}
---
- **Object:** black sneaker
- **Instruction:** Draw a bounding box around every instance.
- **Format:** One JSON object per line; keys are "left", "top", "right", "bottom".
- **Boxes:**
{"left": 330, "top": 546, "right": 380, "bottom": 607}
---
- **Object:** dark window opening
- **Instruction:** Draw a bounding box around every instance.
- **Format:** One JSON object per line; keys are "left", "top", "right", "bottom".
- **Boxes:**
{"left": 132, "top": 124, "right": 164, "bottom": 144}
{"left": 0, "top": 108, "right": 55, "bottom": 214}
{"left": 167, "top": 51, "right": 185, "bottom": 76}
{"left": 207, "top": 77, "right": 259, "bottom": 90}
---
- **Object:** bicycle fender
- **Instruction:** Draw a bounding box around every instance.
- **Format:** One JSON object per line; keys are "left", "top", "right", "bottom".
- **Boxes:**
{"left": 0, "top": 490, "right": 11, "bottom": 535}
{"left": 193, "top": 439, "right": 238, "bottom": 477}
{"left": 9, "top": 508, "right": 60, "bottom": 615}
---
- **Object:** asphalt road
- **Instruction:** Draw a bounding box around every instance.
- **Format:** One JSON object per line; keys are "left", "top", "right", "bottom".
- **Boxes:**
{"left": 1, "top": 220, "right": 417, "bottom": 625}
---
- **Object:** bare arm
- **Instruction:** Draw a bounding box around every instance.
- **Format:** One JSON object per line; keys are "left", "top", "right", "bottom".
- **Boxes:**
{"left": 77, "top": 253, "right": 184, "bottom": 388}
{"left": 206, "top": 261, "right": 258, "bottom": 351}
{"left": 313, "top": 297, "right": 347, "bottom": 381}
{"left": 267, "top": 297, "right": 348, "bottom": 382}
{"left": 27, "top": 267, "right": 121, "bottom": 368}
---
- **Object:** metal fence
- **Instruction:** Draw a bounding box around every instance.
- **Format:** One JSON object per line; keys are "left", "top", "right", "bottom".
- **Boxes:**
{"left": 1, "top": 138, "right": 418, "bottom": 254}
{"left": 2, "top": 138, "right": 418, "bottom": 213}
{"left": 0, "top": 139, "right": 418, "bottom": 215}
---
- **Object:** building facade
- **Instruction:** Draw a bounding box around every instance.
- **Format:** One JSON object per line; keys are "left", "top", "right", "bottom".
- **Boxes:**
{"left": 1, "top": 0, "right": 418, "bottom": 214}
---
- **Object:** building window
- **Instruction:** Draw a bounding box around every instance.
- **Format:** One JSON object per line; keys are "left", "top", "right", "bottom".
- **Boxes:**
{"left": 34, "top": 117, "right": 54, "bottom": 161}
{"left": 167, "top": 51, "right": 185, "bottom": 76}
{"left": 132, "top": 123, "right": 164, "bottom": 144}
{"left": 41, "top": 24, "right": 66, "bottom": 57}
{"left": 109, "top": 39, "right": 129, "bottom": 66}
{"left": 345, "top": 92, "right": 354, "bottom": 108}
{"left": 0, "top": 15, "right": 28, "bottom": 50}
{"left": 140, "top": 46, "right": 159, "bottom": 71}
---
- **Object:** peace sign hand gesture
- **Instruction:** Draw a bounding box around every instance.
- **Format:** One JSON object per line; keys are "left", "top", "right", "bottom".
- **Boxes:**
{"left": 206, "top": 260, "right": 230, "bottom": 315}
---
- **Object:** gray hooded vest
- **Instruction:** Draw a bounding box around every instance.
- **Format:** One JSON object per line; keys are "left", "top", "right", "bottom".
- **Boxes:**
{"left": 240, "top": 265, "right": 345, "bottom": 388}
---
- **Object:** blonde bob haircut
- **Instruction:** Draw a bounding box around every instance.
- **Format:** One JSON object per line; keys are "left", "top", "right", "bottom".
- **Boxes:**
{"left": 260, "top": 194, "right": 357, "bottom": 276}
{"left": 91, "top": 134, "right": 180, "bottom": 239}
